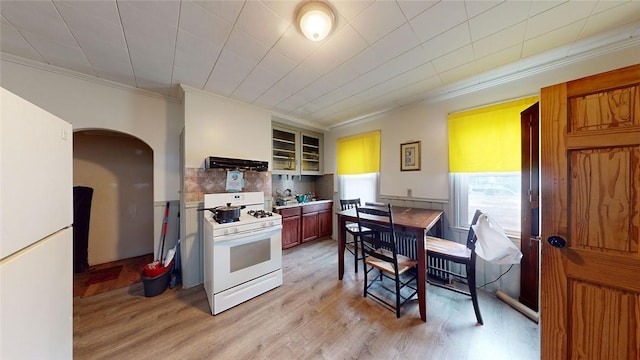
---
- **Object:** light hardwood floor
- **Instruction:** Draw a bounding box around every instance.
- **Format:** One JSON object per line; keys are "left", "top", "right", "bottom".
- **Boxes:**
{"left": 74, "top": 238, "right": 540, "bottom": 359}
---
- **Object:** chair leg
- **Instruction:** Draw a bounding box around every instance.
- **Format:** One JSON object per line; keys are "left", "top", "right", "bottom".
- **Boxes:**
{"left": 353, "top": 235, "right": 358, "bottom": 273}
{"left": 467, "top": 263, "right": 483, "bottom": 325}
{"left": 395, "top": 273, "right": 401, "bottom": 318}
{"left": 362, "top": 257, "right": 368, "bottom": 298}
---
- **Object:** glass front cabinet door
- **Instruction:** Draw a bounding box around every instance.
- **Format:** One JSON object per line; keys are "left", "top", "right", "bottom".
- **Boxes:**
{"left": 300, "top": 132, "right": 322, "bottom": 175}
{"left": 272, "top": 126, "right": 323, "bottom": 175}
{"left": 272, "top": 127, "right": 299, "bottom": 174}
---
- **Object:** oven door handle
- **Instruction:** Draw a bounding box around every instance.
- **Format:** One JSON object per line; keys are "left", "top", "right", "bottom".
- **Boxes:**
{"left": 214, "top": 224, "right": 282, "bottom": 243}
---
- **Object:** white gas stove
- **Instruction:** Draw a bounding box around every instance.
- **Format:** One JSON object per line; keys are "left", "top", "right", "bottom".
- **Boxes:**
{"left": 202, "top": 192, "right": 283, "bottom": 315}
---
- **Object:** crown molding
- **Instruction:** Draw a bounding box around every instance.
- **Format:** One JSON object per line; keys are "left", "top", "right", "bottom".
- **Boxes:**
{"left": 0, "top": 52, "right": 180, "bottom": 103}
{"left": 422, "top": 29, "right": 640, "bottom": 104}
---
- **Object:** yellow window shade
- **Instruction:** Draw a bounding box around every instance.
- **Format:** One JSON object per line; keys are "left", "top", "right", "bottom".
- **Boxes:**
{"left": 448, "top": 96, "right": 538, "bottom": 173}
{"left": 337, "top": 131, "right": 380, "bottom": 175}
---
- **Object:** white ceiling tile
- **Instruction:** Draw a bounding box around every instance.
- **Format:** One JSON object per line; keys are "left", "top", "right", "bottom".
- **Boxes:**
{"left": 224, "top": 28, "right": 270, "bottom": 69}
{"left": 1, "top": 1, "right": 76, "bottom": 47}
{"left": 301, "top": 46, "right": 341, "bottom": 75}
{"left": 420, "top": 23, "right": 471, "bottom": 62}
{"left": 357, "top": 46, "right": 430, "bottom": 89}
{"left": 438, "top": 61, "right": 478, "bottom": 84}
{"left": 0, "top": 19, "right": 45, "bottom": 62}
{"left": 233, "top": 66, "right": 280, "bottom": 104}
{"left": 322, "top": 24, "right": 368, "bottom": 64}
{"left": 276, "top": 65, "right": 320, "bottom": 93}
{"left": 464, "top": 0, "right": 502, "bottom": 19}
{"left": 259, "top": 49, "right": 297, "bottom": 79}
{"left": 350, "top": 1, "right": 406, "bottom": 44}
{"left": 331, "top": 1, "right": 373, "bottom": 22}
{"left": 194, "top": 0, "right": 244, "bottom": 23}
{"left": 579, "top": 2, "right": 640, "bottom": 40}
{"left": 235, "top": 1, "right": 289, "bottom": 47}
{"left": 179, "top": 1, "right": 233, "bottom": 46}
{"left": 173, "top": 29, "right": 222, "bottom": 89}
{"left": 396, "top": 0, "right": 438, "bottom": 20}
{"left": 475, "top": 44, "right": 522, "bottom": 74}
{"left": 272, "top": 26, "right": 321, "bottom": 63}
{"left": 522, "top": 20, "right": 586, "bottom": 58}
{"left": 432, "top": 45, "right": 475, "bottom": 73}
{"left": 119, "top": 0, "right": 180, "bottom": 26}
{"left": 15, "top": 28, "right": 93, "bottom": 74}
{"left": 261, "top": 0, "right": 296, "bottom": 24}
{"left": 468, "top": 1, "right": 531, "bottom": 41}
{"left": 409, "top": 1, "right": 467, "bottom": 42}
{"left": 388, "top": 75, "right": 442, "bottom": 100}
{"left": 529, "top": 1, "right": 564, "bottom": 17}
{"left": 303, "top": 63, "right": 358, "bottom": 99}
{"left": 371, "top": 24, "right": 421, "bottom": 63}
{"left": 58, "top": 0, "right": 120, "bottom": 23}
{"left": 205, "top": 49, "right": 254, "bottom": 96}
{"left": 56, "top": 2, "right": 125, "bottom": 50}
{"left": 343, "top": 47, "right": 386, "bottom": 75}
{"left": 525, "top": 2, "right": 596, "bottom": 40}
{"left": 253, "top": 91, "right": 286, "bottom": 109}
{"left": 472, "top": 22, "right": 527, "bottom": 59}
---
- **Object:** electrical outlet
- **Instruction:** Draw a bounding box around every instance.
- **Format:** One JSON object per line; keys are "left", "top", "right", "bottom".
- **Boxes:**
{"left": 407, "top": 189, "right": 412, "bottom": 197}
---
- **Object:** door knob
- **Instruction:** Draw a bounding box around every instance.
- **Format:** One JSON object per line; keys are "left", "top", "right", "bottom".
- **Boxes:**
{"left": 547, "top": 236, "right": 566, "bottom": 248}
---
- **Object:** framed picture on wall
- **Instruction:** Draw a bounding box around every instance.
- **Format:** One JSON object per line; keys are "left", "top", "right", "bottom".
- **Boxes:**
{"left": 401, "top": 141, "right": 421, "bottom": 171}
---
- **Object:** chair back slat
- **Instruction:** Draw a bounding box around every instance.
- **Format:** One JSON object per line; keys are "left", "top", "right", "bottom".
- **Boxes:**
{"left": 355, "top": 204, "right": 399, "bottom": 266}
{"left": 340, "top": 198, "right": 361, "bottom": 211}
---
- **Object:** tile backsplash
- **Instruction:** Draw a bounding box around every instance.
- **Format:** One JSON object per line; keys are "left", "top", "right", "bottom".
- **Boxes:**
{"left": 183, "top": 168, "right": 334, "bottom": 204}
{"left": 184, "top": 168, "right": 272, "bottom": 202}
{"left": 272, "top": 174, "right": 333, "bottom": 201}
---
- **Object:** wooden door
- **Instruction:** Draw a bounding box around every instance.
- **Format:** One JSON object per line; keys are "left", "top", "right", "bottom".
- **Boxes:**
{"left": 520, "top": 102, "right": 540, "bottom": 312}
{"left": 540, "top": 64, "right": 640, "bottom": 359}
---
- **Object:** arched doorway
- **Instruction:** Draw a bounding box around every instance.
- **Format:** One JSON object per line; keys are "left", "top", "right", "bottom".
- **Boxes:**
{"left": 72, "top": 130, "right": 154, "bottom": 268}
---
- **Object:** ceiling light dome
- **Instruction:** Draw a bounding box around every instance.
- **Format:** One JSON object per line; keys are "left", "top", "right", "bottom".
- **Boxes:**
{"left": 297, "top": 1, "right": 335, "bottom": 42}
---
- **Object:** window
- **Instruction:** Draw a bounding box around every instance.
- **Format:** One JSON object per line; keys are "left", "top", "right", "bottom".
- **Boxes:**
{"left": 339, "top": 173, "right": 379, "bottom": 205}
{"left": 448, "top": 97, "right": 538, "bottom": 235}
{"left": 452, "top": 172, "right": 521, "bottom": 233}
{"left": 337, "top": 131, "right": 381, "bottom": 204}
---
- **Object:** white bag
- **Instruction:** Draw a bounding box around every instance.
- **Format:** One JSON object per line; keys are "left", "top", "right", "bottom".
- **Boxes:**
{"left": 471, "top": 213, "right": 522, "bottom": 264}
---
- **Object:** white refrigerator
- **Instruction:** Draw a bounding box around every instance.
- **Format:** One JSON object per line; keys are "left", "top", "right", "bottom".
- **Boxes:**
{"left": 0, "top": 88, "right": 73, "bottom": 358}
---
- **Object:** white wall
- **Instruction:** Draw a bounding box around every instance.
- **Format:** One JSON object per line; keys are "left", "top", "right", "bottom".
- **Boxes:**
{"left": 0, "top": 59, "right": 183, "bottom": 202}
{"left": 181, "top": 85, "right": 273, "bottom": 168}
{"left": 325, "top": 103, "right": 450, "bottom": 200}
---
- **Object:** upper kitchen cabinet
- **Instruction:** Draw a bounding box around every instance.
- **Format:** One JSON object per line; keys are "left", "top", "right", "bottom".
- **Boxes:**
{"left": 272, "top": 125, "right": 323, "bottom": 175}
{"left": 301, "top": 133, "right": 321, "bottom": 174}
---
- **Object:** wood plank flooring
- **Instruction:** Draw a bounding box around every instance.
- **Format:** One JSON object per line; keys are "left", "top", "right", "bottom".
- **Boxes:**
{"left": 73, "top": 238, "right": 540, "bottom": 359}
{"left": 73, "top": 254, "right": 153, "bottom": 298}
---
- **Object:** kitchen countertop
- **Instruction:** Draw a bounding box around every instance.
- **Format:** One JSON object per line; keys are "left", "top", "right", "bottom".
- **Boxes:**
{"left": 273, "top": 199, "right": 332, "bottom": 210}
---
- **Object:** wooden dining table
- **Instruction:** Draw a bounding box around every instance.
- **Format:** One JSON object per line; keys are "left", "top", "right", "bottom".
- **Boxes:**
{"left": 336, "top": 206, "right": 443, "bottom": 322}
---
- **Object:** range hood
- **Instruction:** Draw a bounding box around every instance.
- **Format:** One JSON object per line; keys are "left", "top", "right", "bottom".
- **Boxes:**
{"left": 205, "top": 156, "right": 268, "bottom": 172}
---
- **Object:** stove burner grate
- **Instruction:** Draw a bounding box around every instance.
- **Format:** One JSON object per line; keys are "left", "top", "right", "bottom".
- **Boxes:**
{"left": 247, "top": 210, "right": 273, "bottom": 218}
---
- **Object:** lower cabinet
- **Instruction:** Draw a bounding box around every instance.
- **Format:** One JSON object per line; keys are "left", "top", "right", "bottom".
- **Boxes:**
{"left": 319, "top": 206, "right": 332, "bottom": 237}
{"left": 278, "top": 207, "right": 301, "bottom": 249}
{"left": 275, "top": 201, "right": 332, "bottom": 249}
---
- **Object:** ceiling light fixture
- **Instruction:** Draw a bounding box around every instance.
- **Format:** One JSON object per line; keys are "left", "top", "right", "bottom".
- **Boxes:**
{"left": 297, "top": 1, "right": 335, "bottom": 42}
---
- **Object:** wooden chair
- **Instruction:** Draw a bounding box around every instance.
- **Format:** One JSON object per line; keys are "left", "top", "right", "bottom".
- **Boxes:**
{"left": 340, "top": 198, "right": 369, "bottom": 273}
{"left": 356, "top": 203, "right": 418, "bottom": 318}
{"left": 425, "top": 209, "right": 484, "bottom": 325}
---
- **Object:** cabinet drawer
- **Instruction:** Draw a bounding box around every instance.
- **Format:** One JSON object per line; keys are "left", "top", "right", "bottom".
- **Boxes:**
{"left": 302, "top": 202, "right": 331, "bottom": 214}
{"left": 278, "top": 207, "right": 301, "bottom": 218}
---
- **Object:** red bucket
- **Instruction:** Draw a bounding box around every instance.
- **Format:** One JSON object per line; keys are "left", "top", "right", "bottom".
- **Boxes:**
{"left": 143, "top": 260, "right": 171, "bottom": 278}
